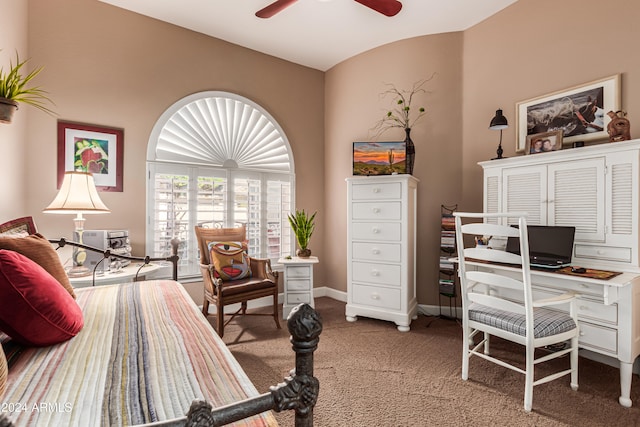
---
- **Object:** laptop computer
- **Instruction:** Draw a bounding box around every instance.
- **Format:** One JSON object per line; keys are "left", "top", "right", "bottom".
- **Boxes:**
{"left": 506, "top": 225, "right": 576, "bottom": 269}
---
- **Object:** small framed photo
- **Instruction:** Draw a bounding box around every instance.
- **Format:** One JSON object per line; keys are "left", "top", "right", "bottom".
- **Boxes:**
{"left": 57, "top": 121, "right": 124, "bottom": 192}
{"left": 525, "top": 130, "right": 563, "bottom": 155}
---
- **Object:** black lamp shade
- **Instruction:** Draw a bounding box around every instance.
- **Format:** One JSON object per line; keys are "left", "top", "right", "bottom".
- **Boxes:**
{"left": 489, "top": 109, "right": 509, "bottom": 130}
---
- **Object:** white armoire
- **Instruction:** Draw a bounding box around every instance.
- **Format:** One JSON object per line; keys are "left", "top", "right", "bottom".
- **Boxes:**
{"left": 345, "top": 175, "right": 418, "bottom": 331}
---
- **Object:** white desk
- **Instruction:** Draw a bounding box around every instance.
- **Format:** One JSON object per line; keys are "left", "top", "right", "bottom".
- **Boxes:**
{"left": 278, "top": 256, "right": 318, "bottom": 319}
{"left": 464, "top": 259, "right": 640, "bottom": 407}
{"left": 68, "top": 263, "right": 164, "bottom": 288}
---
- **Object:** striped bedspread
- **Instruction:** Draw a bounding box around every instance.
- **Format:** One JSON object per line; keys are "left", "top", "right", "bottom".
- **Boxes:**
{"left": 2, "top": 280, "right": 278, "bottom": 427}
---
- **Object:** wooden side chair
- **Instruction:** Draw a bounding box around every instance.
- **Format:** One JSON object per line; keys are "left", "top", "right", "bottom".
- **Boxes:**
{"left": 194, "top": 225, "right": 281, "bottom": 337}
{"left": 454, "top": 212, "right": 579, "bottom": 412}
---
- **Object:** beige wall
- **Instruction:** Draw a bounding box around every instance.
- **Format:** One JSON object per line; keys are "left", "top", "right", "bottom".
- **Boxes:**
{"left": 5, "top": 0, "right": 640, "bottom": 307}
{"left": 324, "top": 33, "right": 464, "bottom": 303}
{"left": 0, "top": 0, "right": 28, "bottom": 218}
{"left": 17, "top": 0, "right": 325, "bottom": 287}
{"left": 462, "top": 0, "right": 640, "bottom": 214}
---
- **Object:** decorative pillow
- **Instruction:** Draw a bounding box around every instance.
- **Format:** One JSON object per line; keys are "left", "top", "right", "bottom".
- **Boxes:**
{"left": 0, "top": 250, "right": 84, "bottom": 346}
{"left": 0, "top": 233, "right": 76, "bottom": 299}
{"left": 208, "top": 241, "right": 252, "bottom": 281}
{"left": 0, "top": 345, "right": 6, "bottom": 399}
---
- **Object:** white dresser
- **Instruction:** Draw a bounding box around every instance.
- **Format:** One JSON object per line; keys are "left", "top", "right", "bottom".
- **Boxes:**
{"left": 479, "top": 139, "right": 640, "bottom": 407}
{"left": 345, "top": 175, "right": 418, "bottom": 331}
{"left": 279, "top": 256, "right": 318, "bottom": 319}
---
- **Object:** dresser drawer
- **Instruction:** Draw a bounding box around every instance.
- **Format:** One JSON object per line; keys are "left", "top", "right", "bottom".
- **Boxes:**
{"left": 286, "top": 292, "right": 311, "bottom": 305}
{"left": 352, "top": 182, "right": 402, "bottom": 200}
{"left": 352, "top": 283, "right": 401, "bottom": 311}
{"left": 286, "top": 279, "right": 311, "bottom": 291}
{"left": 574, "top": 244, "right": 631, "bottom": 263}
{"left": 576, "top": 297, "right": 617, "bottom": 325}
{"left": 352, "top": 222, "right": 401, "bottom": 242}
{"left": 352, "top": 242, "right": 401, "bottom": 263}
{"left": 579, "top": 322, "right": 617, "bottom": 355}
{"left": 352, "top": 261, "right": 401, "bottom": 286}
{"left": 352, "top": 201, "right": 401, "bottom": 220}
{"left": 286, "top": 265, "right": 311, "bottom": 278}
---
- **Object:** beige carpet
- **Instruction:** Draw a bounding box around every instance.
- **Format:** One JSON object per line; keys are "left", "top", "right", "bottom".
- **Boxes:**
{"left": 215, "top": 297, "right": 640, "bottom": 426}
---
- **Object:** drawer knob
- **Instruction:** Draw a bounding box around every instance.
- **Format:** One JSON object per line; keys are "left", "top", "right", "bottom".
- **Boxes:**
{"left": 373, "top": 187, "right": 380, "bottom": 193}
{"left": 580, "top": 331, "right": 586, "bottom": 336}
{"left": 372, "top": 248, "right": 380, "bottom": 255}
{"left": 371, "top": 270, "right": 380, "bottom": 276}
{"left": 597, "top": 250, "right": 605, "bottom": 255}
{"left": 371, "top": 293, "right": 380, "bottom": 300}
{"left": 579, "top": 305, "right": 588, "bottom": 311}
{"left": 372, "top": 207, "right": 381, "bottom": 214}
{"left": 372, "top": 227, "right": 380, "bottom": 234}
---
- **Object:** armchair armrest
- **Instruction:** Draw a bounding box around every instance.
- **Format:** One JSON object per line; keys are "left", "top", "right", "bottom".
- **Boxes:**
{"left": 248, "top": 257, "right": 278, "bottom": 282}
{"left": 200, "top": 263, "right": 223, "bottom": 292}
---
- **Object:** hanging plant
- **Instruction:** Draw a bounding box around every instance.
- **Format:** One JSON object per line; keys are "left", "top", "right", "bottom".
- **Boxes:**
{"left": 0, "top": 51, "right": 54, "bottom": 123}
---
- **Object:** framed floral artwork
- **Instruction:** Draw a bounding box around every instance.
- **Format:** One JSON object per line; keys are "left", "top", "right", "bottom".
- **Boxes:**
{"left": 57, "top": 121, "right": 124, "bottom": 192}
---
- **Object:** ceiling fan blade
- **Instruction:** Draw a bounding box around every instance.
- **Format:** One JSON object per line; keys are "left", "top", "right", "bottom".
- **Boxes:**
{"left": 353, "top": 0, "right": 402, "bottom": 17}
{"left": 255, "top": 0, "right": 298, "bottom": 19}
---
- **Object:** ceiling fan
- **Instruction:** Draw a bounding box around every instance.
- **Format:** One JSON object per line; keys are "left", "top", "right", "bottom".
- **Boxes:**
{"left": 256, "top": 0, "right": 403, "bottom": 19}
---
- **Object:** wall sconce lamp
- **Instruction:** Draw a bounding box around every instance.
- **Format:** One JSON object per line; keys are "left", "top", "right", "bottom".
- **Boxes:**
{"left": 489, "top": 109, "right": 509, "bottom": 160}
{"left": 44, "top": 171, "right": 110, "bottom": 277}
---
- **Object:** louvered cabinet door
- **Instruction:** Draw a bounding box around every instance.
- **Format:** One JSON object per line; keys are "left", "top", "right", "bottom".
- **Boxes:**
{"left": 548, "top": 158, "right": 605, "bottom": 242}
{"left": 503, "top": 165, "right": 547, "bottom": 226}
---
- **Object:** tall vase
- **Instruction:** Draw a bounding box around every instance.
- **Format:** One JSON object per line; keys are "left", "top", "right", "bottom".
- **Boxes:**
{"left": 404, "top": 128, "right": 415, "bottom": 175}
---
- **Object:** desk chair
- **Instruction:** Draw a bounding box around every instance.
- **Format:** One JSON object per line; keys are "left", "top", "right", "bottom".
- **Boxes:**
{"left": 195, "top": 225, "right": 281, "bottom": 337}
{"left": 454, "top": 212, "right": 579, "bottom": 412}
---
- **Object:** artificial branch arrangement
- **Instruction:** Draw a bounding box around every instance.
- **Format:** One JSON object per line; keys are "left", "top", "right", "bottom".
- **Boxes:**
{"left": 370, "top": 75, "right": 434, "bottom": 139}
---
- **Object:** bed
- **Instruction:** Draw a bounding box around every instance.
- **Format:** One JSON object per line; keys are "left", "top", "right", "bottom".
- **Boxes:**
{"left": 0, "top": 225, "right": 321, "bottom": 427}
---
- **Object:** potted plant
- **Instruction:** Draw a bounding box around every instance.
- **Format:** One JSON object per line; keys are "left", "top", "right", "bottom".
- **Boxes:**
{"left": 288, "top": 209, "right": 316, "bottom": 258}
{"left": 0, "top": 52, "right": 54, "bottom": 124}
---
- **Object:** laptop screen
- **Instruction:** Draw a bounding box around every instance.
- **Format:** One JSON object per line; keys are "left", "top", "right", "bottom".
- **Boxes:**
{"left": 505, "top": 225, "right": 576, "bottom": 268}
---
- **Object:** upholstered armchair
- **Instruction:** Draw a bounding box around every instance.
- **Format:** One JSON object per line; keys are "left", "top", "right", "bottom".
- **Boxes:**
{"left": 194, "top": 225, "right": 281, "bottom": 337}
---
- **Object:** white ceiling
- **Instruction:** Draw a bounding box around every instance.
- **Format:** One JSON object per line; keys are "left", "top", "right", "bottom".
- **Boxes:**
{"left": 99, "top": 0, "right": 518, "bottom": 71}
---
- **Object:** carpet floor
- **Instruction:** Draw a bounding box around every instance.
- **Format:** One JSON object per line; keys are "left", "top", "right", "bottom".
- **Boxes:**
{"left": 214, "top": 297, "right": 640, "bottom": 426}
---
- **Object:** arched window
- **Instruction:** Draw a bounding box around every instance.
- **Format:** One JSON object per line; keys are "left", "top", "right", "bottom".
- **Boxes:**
{"left": 146, "top": 91, "right": 295, "bottom": 278}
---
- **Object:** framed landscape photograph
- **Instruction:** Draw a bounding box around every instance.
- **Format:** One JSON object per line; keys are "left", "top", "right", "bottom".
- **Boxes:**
{"left": 525, "top": 130, "right": 563, "bottom": 155}
{"left": 353, "top": 141, "right": 406, "bottom": 176}
{"left": 515, "top": 74, "right": 620, "bottom": 152}
{"left": 57, "top": 121, "right": 124, "bottom": 192}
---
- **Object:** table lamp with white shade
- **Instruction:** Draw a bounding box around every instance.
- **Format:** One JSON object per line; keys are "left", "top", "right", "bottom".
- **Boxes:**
{"left": 44, "top": 171, "right": 110, "bottom": 277}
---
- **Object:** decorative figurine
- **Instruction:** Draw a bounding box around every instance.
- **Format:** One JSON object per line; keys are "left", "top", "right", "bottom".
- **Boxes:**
{"left": 607, "top": 110, "right": 631, "bottom": 142}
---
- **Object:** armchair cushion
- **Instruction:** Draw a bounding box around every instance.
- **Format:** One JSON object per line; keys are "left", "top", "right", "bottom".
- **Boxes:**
{"left": 208, "top": 241, "right": 252, "bottom": 281}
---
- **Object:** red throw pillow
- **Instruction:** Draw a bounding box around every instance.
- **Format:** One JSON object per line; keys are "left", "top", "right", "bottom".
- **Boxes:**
{"left": 0, "top": 250, "right": 84, "bottom": 346}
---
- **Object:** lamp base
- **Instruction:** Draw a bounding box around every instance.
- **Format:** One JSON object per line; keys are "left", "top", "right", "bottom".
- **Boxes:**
{"left": 67, "top": 265, "right": 92, "bottom": 278}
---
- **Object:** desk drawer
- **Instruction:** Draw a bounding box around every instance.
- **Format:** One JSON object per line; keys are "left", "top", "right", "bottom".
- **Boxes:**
{"left": 574, "top": 244, "right": 631, "bottom": 263}
{"left": 579, "top": 322, "right": 617, "bottom": 355}
{"left": 352, "top": 261, "right": 401, "bottom": 286}
{"left": 576, "top": 298, "right": 617, "bottom": 325}
{"left": 352, "top": 242, "right": 401, "bottom": 263}
{"left": 352, "top": 182, "right": 401, "bottom": 200}
{"left": 352, "top": 222, "right": 401, "bottom": 242}
{"left": 352, "top": 283, "right": 401, "bottom": 311}
{"left": 352, "top": 202, "right": 401, "bottom": 220}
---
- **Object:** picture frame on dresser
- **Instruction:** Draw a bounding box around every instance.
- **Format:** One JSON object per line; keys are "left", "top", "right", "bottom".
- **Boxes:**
{"left": 525, "top": 130, "right": 563, "bottom": 155}
{"left": 515, "top": 74, "right": 620, "bottom": 152}
{"left": 353, "top": 141, "right": 406, "bottom": 176}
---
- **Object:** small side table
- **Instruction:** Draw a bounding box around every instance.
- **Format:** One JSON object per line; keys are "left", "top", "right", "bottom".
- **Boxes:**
{"left": 278, "top": 256, "right": 319, "bottom": 319}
